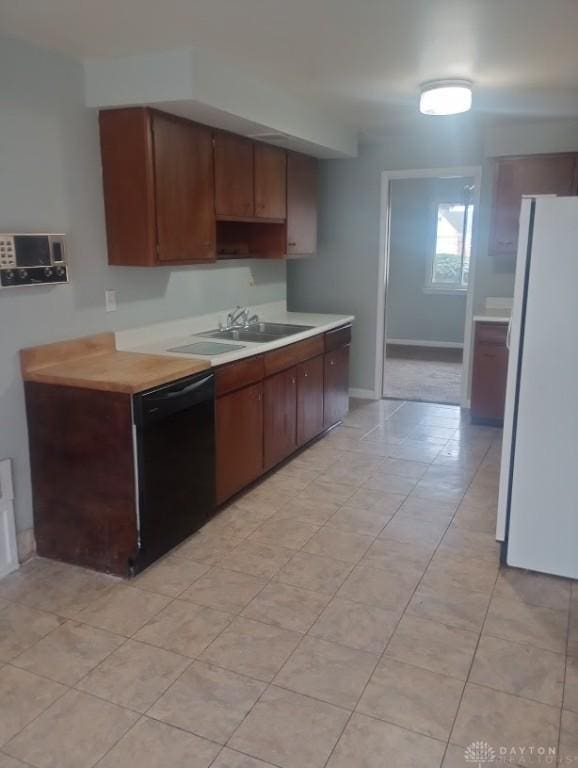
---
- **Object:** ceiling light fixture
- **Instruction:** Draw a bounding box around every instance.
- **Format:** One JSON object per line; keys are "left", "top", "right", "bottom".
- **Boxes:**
{"left": 419, "top": 80, "right": 473, "bottom": 116}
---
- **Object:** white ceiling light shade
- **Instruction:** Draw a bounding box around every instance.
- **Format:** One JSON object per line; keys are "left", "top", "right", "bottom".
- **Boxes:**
{"left": 419, "top": 80, "right": 473, "bottom": 116}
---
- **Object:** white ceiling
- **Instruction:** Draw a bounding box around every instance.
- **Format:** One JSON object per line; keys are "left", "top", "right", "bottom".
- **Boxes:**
{"left": 3, "top": 0, "right": 578, "bottom": 136}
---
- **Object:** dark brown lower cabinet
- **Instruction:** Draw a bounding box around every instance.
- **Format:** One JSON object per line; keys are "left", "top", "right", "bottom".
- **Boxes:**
{"left": 297, "top": 355, "right": 324, "bottom": 446}
{"left": 470, "top": 322, "right": 508, "bottom": 425}
{"left": 264, "top": 367, "right": 298, "bottom": 470}
{"left": 324, "top": 345, "right": 350, "bottom": 428}
{"left": 216, "top": 382, "right": 264, "bottom": 504}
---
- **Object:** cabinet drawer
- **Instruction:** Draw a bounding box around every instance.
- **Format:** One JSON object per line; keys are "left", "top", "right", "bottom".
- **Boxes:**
{"left": 475, "top": 322, "right": 508, "bottom": 346}
{"left": 264, "top": 335, "right": 324, "bottom": 376}
{"left": 325, "top": 324, "right": 352, "bottom": 352}
{"left": 215, "top": 355, "right": 264, "bottom": 397}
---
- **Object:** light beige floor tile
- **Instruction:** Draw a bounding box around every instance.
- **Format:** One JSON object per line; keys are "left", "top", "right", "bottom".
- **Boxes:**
{"left": 379, "top": 514, "right": 447, "bottom": 549}
{"left": 450, "top": 683, "right": 559, "bottom": 758}
{"left": 442, "top": 744, "right": 471, "bottom": 767}
{"left": 0, "top": 752, "right": 30, "bottom": 768}
{"left": 569, "top": 598, "right": 578, "bottom": 657}
{"left": 342, "top": 487, "right": 406, "bottom": 514}
{"left": 469, "top": 634, "right": 564, "bottom": 707}
{"left": 274, "top": 635, "right": 377, "bottom": 708}
{"left": 452, "top": 501, "right": 497, "bottom": 534}
{"left": 326, "top": 712, "right": 445, "bottom": 768}
{"left": 297, "top": 480, "right": 356, "bottom": 507}
{"left": 202, "top": 505, "right": 270, "bottom": 540}
{"left": 242, "top": 582, "right": 329, "bottom": 633}
{"left": 421, "top": 552, "right": 498, "bottom": 595}
{"left": 565, "top": 656, "right": 578, "bottom": 713}
{"left": 358, "top": 657, "right": 463, "bottom": 740}
{"left": 362, "top": 537, "right": 433, "bottom": 572}
{"left": 493, "top": 568, "right": 572, "bottom": 611}
{"left": 410, "top": 480, "right": 466, "bottom": 505}
{"left": 4, "top": 689, "right": 138, "bottom": 768}
{"left": 273, "top": 497, "right": 340, "bottom": 526}
{"left": 310, "top": 597, "right": 399, "bottom": 654}
{"left": 302, "top": 527, "right": 374, "bottom": 564}
{"left": 133, "top": 600, "right": 231, "bottom": 657}
{"left": 200, "top": 616, "right": 301, "bottom": 681}
{"left": 361, "top": 473, "right": 417, "bottom": 497}
{"left": 275, "top": 552, "right": 352, "bottom": 595}
{"left": 211, "top": 747, "right": 278, "bottom": 768}
{"left": 148, "top": 661, "right": 265, "bottom": 744}
{"left": 180, "top": 567, "right": 267, "bottom": 613}
{"left": 395, "top": 496, "right": 457, "bottom": 525}
{"left": 559, "top": 710, "right": 578, "bottom": 765}
{"left": 337, "top": 563, "right": 419, "bottom": 612}
{"left": 133, "top": 556, "right": 210, "bottom": 598}
{"left": 229, "top": 685, "right": 349, "bottom": 768}
{"left": 438, "top": 526, "right": 500, "bottom": 562}
{"left": 385, "top": 615, "right": 478, "bottom": 680}
{"left": 326, "top": 506, "right": 393, "bottom": 537}
{"left": 97, "top": 716, "right": 220, "bottom": 768}
{"left": 378, "top": 458, "right": 429, "bottom": 479}
{"left": 12, "top": 620, "right": 124, "bottom": 685}
{"left": 176, "top": 533, "right": 244, "bottom": 565}
{"left": 77, "top": 585, "right": 170, "bottom": 636}
{"left": 484, "top": 596, "right": 568, "bottom": 653}
{"left": 0, "top": 603, "right": 63, "bottom": 662}
{"left": 387, "top": 440, "right": 442, "bottom": 463}
{"left": 219, "top": 541, "right": 294, "bottom": 579}
{"left": 0, "top": 666, "right": 66, "bottom": 747}
{"left": 77, "top": 639, "right": 190, "bottom": 712}
{"left": 12, "top": 568, "right": 117, "bottom": 619}
{"left": 248, "top": 517, "right": 320, "bottom": 550}
{"left": 407, "top": 584, "right": 490, "bottom": 633}
{"left": 317, "top": 464, "right": 370, "bottom": 487}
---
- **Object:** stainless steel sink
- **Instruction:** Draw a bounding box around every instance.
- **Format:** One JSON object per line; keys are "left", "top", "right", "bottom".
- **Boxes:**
{"left": 197, "top": 322, "right": 314, "bottom": 343}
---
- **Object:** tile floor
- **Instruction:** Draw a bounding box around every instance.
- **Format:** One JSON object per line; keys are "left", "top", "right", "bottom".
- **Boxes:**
{"left": 0, "top": 398, "right": 576, "bottom": 768}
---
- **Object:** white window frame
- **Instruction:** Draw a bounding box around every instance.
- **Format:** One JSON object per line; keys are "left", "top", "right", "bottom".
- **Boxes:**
{"left": 424, "top": 199, "right": 473, "bottom": 294}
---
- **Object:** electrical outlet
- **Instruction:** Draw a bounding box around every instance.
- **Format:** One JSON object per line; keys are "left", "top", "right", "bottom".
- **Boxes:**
{"left": 105, "top": 289, "right": 117, "bottom": 312}
{"left": 0, "top": 459, "right": 14, "bottom": 502}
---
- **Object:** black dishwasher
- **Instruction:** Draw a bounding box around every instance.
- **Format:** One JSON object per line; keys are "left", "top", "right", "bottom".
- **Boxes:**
{"left": 132, "top": 371, "right": 215, "bottom": 573}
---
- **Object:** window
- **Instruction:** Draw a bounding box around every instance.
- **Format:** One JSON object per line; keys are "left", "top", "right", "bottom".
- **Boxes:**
{"left": 427, "top": 202, "right": 474, "bottom": 291}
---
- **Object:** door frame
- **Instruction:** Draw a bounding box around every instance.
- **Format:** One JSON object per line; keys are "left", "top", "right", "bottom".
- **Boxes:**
{"left": 375, "top": 165, "right": 483, "bottom": 407}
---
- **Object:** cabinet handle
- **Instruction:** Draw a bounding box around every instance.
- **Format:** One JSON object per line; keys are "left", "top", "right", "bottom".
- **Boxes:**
{"left": 330, "top": 360, "right": 335, "bottom": 366}
{"left": 288, "top": 241, "right": 297, "bottom": 247}
{"left": 292, "top": 377, "right": 296, "bottom": 384}
{"left": 304, "top": 372, "right": 308, "bottom": 378}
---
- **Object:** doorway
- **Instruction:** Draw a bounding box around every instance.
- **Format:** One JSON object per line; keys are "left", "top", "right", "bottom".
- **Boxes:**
{"left": 376, "top": 167, "right": 482, "bottom": 407}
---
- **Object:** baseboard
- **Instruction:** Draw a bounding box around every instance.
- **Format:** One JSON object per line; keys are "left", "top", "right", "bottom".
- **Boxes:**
{"left": 0, "top": 499, "right": 19, "bottom": 578}
{"left": 349, "top": 388, "right": 378, "bottom": 400}
{"left": 387, "top": 338, "right": 464, "bottom": 349}
{"left": 17, "top": 528, "right": 36, "bottom": 563}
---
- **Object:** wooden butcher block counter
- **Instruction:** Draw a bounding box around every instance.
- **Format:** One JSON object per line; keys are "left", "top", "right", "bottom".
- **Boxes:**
{"left": 20, "top": 332, "right": 210, "bottom": 393}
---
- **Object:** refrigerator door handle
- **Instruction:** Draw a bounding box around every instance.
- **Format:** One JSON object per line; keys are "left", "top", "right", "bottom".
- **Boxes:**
{"left": 506, "top": 320, "right": 512, "bottom": 350}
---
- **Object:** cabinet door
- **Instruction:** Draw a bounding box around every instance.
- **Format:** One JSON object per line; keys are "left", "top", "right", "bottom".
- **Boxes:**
{"left": 216, "top": 383, "right": 263, "bottom": 504}
{"left": 152, "top": 114, "right": 215, "bottom": 263}
{"left": 254, "top": 144, "right": 286, "bottom": 219}
{"left": 264, "top": 367, "right": 297, "bottom": 470}
{"left": 470, "top": 324, "right": 508, "bottom": 424}
{"left": 287, "top": 152, "right": 317, "bottom": 255}
{"left": 490, "top": 154, "right": 578, "bottom": 258}
{"left": 323, "top": 346, "right": 350, "bottom": 428}
{"left": 297, "top": 355, "right": 324, "bottom": 447}
{"left": 214, "top": 132, "right": 254, "bottom": 218}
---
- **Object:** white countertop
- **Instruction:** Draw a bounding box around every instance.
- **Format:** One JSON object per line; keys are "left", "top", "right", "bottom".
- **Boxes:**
{"left": 116, "top": 301, "right": 354, "bottom": 366}
{"left": 473, "top": 314, "right": 510, "bottom": 324}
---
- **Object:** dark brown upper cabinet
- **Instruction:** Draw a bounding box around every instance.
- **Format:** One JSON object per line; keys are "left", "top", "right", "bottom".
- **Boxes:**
{"left": 99, "top": 108, "right": 216, "bottom": 266}
{"left": 213, "top": 132, "right": 254, "bottom": 219}
{"left": 287, "top": 151, "right": 318, "bottom": 255}
{"left": 254, "top": 144, "right": 287, "bottom": 220}
{"left": 490, "top": 153, "right": 578, "bottom": 260}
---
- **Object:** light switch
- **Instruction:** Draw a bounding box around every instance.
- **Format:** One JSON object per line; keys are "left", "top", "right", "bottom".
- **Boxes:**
{"left": 105, "top": 289, "right": 117, "bottom": 312}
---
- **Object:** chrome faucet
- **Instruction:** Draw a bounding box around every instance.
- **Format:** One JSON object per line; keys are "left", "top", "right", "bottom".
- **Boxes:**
{"left": 221, "top": 306, "right": 260, "bottom": 330}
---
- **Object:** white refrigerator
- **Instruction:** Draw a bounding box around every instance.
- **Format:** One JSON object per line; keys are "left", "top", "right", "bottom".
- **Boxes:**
{"left": 496, "top": 196, "right": 578, "bottom": 580}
